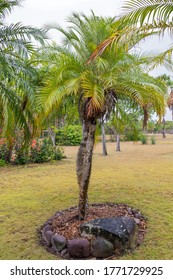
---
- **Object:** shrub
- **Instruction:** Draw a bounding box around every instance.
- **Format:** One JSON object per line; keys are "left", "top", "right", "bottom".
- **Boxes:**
{"left": 0, "top": 137, "right": 63, "bottom": 165}
{"left": 150, "top": 136, "right": 156, "bottom": 145}
{"left": 11, "top": 151, "right": 29, "bottom": 165}
{"left": 56, "top": 125, "right": 82, "bottom": 146}
{"left": 0, "top": 159, "right": 6, "bottom": 167}
{"left": 140, "top": 134, "right": 148, "bottom": 145}
{"left": 30, "top": 138, "right": 63, "bottom": 163}
{"left": 0, "top": 139, "right": 10, "bottom": 162}
{"left": 123, "top": 129, "right": 141, "bottom": 142}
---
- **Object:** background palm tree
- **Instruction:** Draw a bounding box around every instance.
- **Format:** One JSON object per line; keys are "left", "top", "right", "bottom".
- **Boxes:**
{"left": 0, "top": 0, "right": 46, "bottom": 153}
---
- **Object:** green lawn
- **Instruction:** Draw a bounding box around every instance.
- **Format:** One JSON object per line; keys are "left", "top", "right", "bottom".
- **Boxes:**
{"left": 0, "top": 135, "right": 173, "bottom": 259}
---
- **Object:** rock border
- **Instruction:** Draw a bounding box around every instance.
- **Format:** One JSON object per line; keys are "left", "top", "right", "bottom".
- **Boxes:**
{"left": 38, "top": 203, "right": 147, "bottom": 260}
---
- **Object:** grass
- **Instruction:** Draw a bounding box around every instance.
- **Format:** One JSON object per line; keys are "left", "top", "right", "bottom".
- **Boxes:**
{"left": 0, "top": 134, "right": 173, "bottom": 260}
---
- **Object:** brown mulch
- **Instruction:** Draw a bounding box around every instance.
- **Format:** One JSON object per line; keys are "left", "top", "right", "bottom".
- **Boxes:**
{"left": 51, "top": 203, "right": 147, "bottom": 247}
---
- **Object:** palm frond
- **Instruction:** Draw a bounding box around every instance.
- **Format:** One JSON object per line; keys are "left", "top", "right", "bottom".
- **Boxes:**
{"left": 0, "top": 0, "right": 22, "bottom": 20}
{"left": 122, "top": 0, "right": 173, "bottom": 25}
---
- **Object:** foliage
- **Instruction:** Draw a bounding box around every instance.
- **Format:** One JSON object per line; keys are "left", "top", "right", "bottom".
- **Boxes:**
{"left": 0, "top": 137, "right": 63, "bottom": 165}
{"left": 11, "top": 150, "right": 29, "bottom": 165}
{"left": 122, "top": 0, "right": 173, "bottom": 26}
{"left": 56, "top": 125, "right": 82, "bottom": 146}
{"left": 30, "top": 138, "right": 63, "bottom": 163}
{"left": 0, "top": 138, "right": 10, "bottom": 162}
{"left": 123, "top": 128, "right": 141, "bottom": 142}
{"left": 157, "top": 74, "right": 173, "bottom": 87}
{"left": 148, "top": 120, "right": 173, "bottom": 133}
{"left": 39, "top": 12, "right": 166, "bottom": 122}
{"left": 140, "top": 134, "right": 148, "bottom": 145}
{"left": 0, "top": 0, "right": 46, "bottom": 145}
{"left": 150, "top": 135, "right": 156, "bottom": 145}
{"left": 0, "top": 159, "right": 6, "bottom": 167}
{"left": 121, "top": 0, "right": 173, "bottom": 66}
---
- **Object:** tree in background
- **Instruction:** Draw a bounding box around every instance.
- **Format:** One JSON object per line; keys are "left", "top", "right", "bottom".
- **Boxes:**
{"left": 0, "top": 0, "right": 46, "bottom": 160}
{"left": 157, "top": 74, "right": 173, "bottom": 138}
{"left": 108, "top": 97, "right": 140, "bottom": 151}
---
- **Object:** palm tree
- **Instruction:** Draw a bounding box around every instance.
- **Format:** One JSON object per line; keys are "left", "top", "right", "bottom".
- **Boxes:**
{"left": 0, "top": 0, "right": 46, "bottom": 149}
{"left": 39, "top": 12, "right": 165, "bottom": 220}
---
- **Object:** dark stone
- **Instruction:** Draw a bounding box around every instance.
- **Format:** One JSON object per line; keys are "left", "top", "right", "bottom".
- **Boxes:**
{"left": 42, "top": 225, "right": 52, "bottom": 232}
{"left": 80, "top": 217, "right": 137, "bottom": 249}
{"left": 92, "top": 237, "right": 114, "bottom": 258}
{"left": 67, "top": 238, "right": 91, "bottom": 258}
{"left": 44, "top": 218, "right": 53, "bottom": 225}
{"left": 60, "top": 248, "right": 71, "bottom": 259}
{"left": 42, "top": 230, "right": 54, "bottom": 246}
{"left": 51, "top": 234, "right": 67, "bottom": 252}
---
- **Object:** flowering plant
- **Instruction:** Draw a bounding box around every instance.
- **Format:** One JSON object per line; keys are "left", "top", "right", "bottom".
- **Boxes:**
{"left": 0, "top": 137, "right": 63, "bottom": 165}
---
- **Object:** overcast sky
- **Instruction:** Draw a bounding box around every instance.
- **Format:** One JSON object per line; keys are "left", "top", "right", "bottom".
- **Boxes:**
{"left": 6, "top": 0, "right": 173, "bottom": 120}
{"left": 6, "top": 0, "right": 122, "bottom": 27}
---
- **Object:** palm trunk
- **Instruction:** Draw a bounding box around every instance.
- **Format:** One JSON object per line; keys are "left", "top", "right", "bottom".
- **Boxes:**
{"left": 101, "top": 121, "right": 107, "bottom": 156}
{"left": 48, "top": 127, "right": 56, "bottom": 147}
{"left": 116, "top": 133, "right": 121, "bottom": 152}
{"left": 76, "top": 119, "right": 96, "bottom": 220}
{"left": 143, "top": 106, "right": 148, "bottom": 133}
{"left": 162, "top": 117, "right": 166, "bottom": 138}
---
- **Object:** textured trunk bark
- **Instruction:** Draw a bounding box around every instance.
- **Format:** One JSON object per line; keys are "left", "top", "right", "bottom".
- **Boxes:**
{"left": 162, "top": 117, "right": 166, "bottom": 138}
{"left": 101, "top": 122, "right": 107, "bottom": 156}
{"left": 76, "top": 119, "right": 96, "bottom": 220}
{"left": 143, "top": 106, "right": 148, "bottom": 133}
{"left": 48, "top": 128, "right": 56, "bottom": 147}
{"left": 116, "top": 133, "right": 121, "bottom": 152}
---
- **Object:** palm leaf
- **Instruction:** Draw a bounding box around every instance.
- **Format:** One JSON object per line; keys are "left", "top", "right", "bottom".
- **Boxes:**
{"left": 122, "top": 0, "right": 173, "bottom": 25}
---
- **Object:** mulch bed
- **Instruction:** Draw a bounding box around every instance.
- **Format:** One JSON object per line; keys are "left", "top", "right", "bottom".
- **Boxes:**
{"left": 40, "top": 203, "right": 147, "bottom": 259}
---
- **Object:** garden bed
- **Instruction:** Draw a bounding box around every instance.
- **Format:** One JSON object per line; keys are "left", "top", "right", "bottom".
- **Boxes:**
{"left": 40, "top": 203, "right": 147, "bottom": 259}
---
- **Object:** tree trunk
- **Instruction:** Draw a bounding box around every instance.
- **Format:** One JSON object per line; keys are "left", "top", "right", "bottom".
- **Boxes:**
{"left": 143, "top": 105, "right": 148, "bottom": 133}
{"left": 76, "top": 118, "right": 96, "bottom": 220}
{"left": 162, "top": 117, "right": 166, "bottom": 138}
{"left": 48, "top": 127, "right": 56, "bottom": 146}
{"left": 116, "top": 133, "right": 121, "bottom": 152}
{"left": 101, "top": 121, "right": 107, "bottom": 156}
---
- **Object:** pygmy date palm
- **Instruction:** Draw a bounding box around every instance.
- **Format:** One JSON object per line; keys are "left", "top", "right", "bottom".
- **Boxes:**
{"left": 40, "top": 12, "right": 166, "bottom": 220}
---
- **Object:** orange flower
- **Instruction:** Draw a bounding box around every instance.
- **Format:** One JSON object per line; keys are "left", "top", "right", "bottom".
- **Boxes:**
{"left": 31, "top": 139, "right": 37, "bottom": 148}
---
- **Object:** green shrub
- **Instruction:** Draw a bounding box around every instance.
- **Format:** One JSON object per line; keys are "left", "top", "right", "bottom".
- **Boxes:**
{"left": 11, "top": 151, "right": 29, "bottom": 165}
{"left": 140, "top": 134, "right": 148, "bottom": 145}
{"left": 150, "top": 136, "right": 156, "bottom": 145}
{"left": 30, "top": 138, "right": 63, "bottom": 163}
{"left": 0, "top": 159, "right": 6, "bottom": 167}
{"left": 123, "top": 129, "right": 141, "bottom": 142}
{"left": 0, "top": 139, "right": 10, "bottom": 162}
{"left": 56, "top": 125, "right": 82, "bottom": 146}
{"left": 0, "top": 138, "right": 29, "bottom": 165}
{"left": 0, "top": 137, "right": 63, "bottom": 165}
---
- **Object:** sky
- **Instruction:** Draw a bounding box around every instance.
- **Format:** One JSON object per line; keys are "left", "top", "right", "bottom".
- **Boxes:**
{"left": 6, "top": 0, "right": 123, "bottom": 27}
{"left": 6, "top": 0, "right": 173, "bottom": 120}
